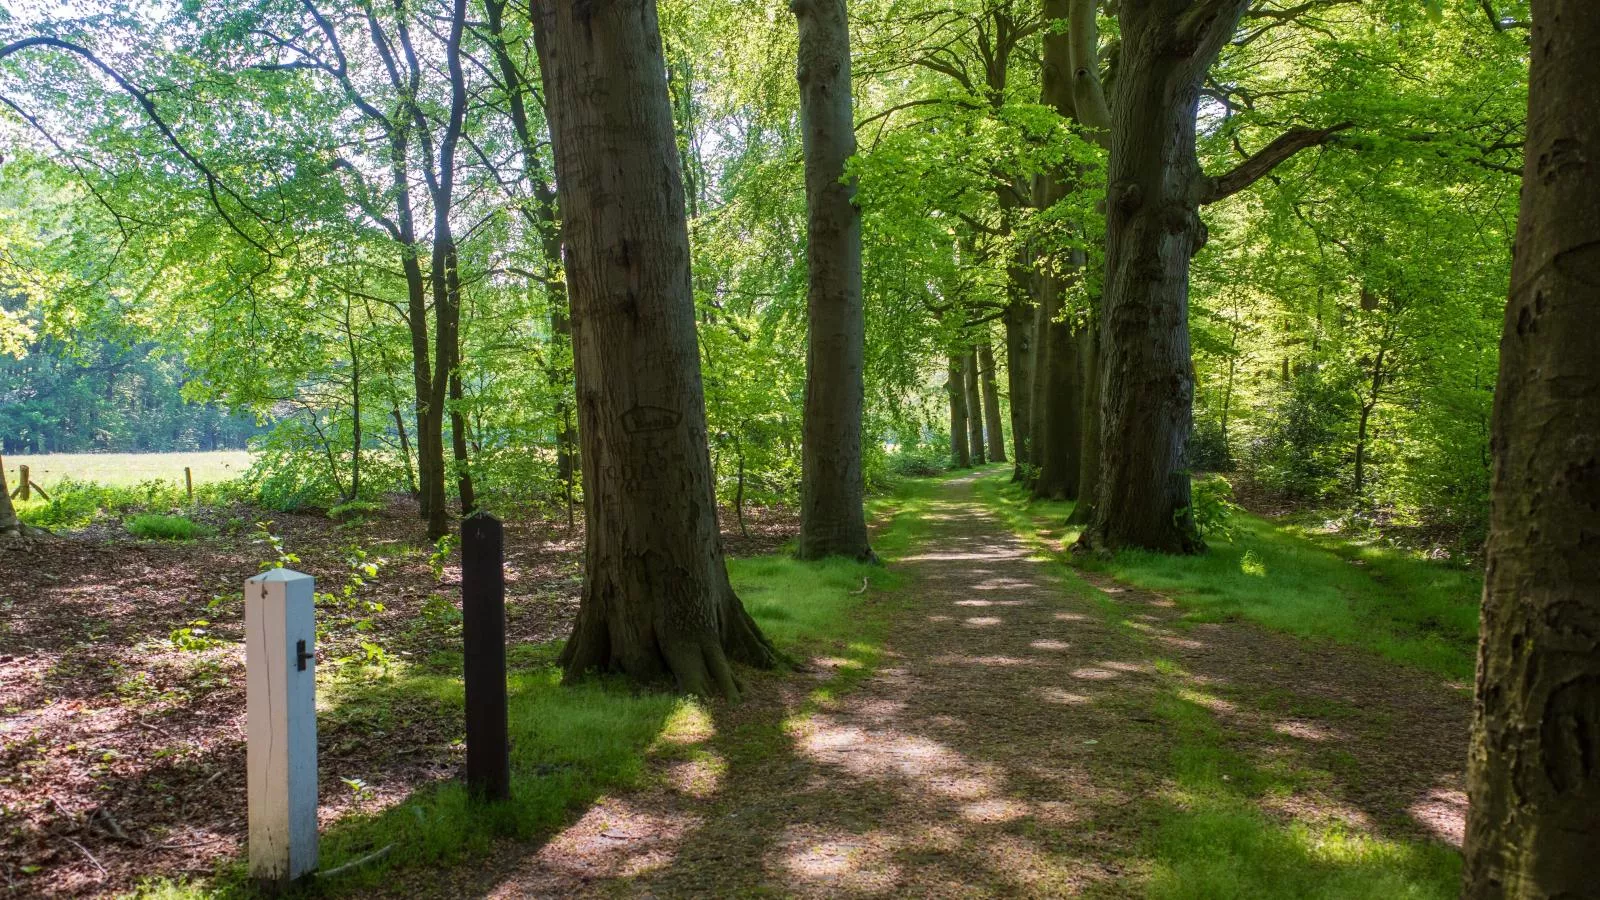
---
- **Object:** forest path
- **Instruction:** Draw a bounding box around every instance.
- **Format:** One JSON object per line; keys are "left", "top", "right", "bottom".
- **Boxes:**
{"left": 449, "top": 471, "right": 1469, "bottom": 898}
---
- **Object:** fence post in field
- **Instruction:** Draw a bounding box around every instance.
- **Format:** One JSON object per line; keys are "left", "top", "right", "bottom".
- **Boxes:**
{"left": 245, "top": 568, "right": 319, "bottom": 889}
{"left": 461, "top": 511, "right": 511, "bottom": 802}
{"left": 185, "top": 467, "right": 194, "bottom": 502}
{"left": 17, "top": 465, "right": 28, "bottom": 501}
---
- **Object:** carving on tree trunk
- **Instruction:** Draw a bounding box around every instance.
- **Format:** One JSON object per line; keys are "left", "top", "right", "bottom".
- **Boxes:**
{"left": 1463, "top": 2, "right": 1600, "bottom": 894}
{"left": 532, "top": 0, "right": 777, "bottom": 698}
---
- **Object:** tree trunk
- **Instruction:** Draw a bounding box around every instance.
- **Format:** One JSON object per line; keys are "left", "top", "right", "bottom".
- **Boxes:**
{"left": 1353, "top": 405, "right": 1371, "bottom": 504}
{"left": 997, "top": 183, "right": 1034, "bottom": 481}
{"left": 1463, "top": 2, "right": 1600, "bottom": 895}
{"left": 1002, "top": 287, "right": 1034, "bottom": 481}
{"left": 1029, "top": 7, "right": 1084, "bottom": 502}
{"left": 392, "top": 404, "right": 418, "bottom": 498}
{"left": 1065, "top": 326, "right": 1101, "bottom": 526}
{"left": 948, "top": 354, "right": 971, "bottom": 468}
{"left": 794, "top": 0, "right": 873, "bottom": 561}
{"left": 1026, "top": 265, "right": 1052, "bottom": 483}
{"left": 978, "top": 342, "right": 1007, "bottom": 462}
{"left": 964, "top": 347, "right": 987, "bottom": 466}
{"left": 532, "top": 0, "right": 778, "bottom": 698}
{"left": 450, "top": 370, "right": 475, "bottom": 513}
{"left": 1078, "top": 1, "right": 1248, "bottom": 555}
{"left": 347, "top": 306, "right": 362, "bottom": 502}
{"left": 0, "top": 454, "right": 19, "bottom": 535}
{"left": 1354, "top": 345, "right": 1386, "bottom": 506}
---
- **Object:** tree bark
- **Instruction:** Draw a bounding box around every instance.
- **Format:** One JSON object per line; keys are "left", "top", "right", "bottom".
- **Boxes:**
{"left": 0, "top": 454, "right": 18, "bottom": 535}
{"left": 1026, "top": 267, "right": 1052, "bottom": 483}
{"left": 1077, "top": 0, "right": 1250, "bottom": 555}
{"left": 532, "top": 0, "right": 778, "bottom": 699}
{"left": 1065, "top": 326, "right": 1101, "bottom": 526}
{"left": 948, "top": 354, "right": 971, "bottom": 468}
{"left": 978, "top": 342, "right": 1007, "bottom": 462}
{"left": 1030, "top": 4, "right": 1083, "bottom": 501}
{"left": 1002, "top": 284, "right": 1034, "bottom": 481}
{"left": 1463, "top": 2, "right": 1600, "bottom": 894}
{"left": 794, "top": 0, "right": 873, "bottom": 561}
{"left": 964, "top": 347, "right": 987, "bottom": 466}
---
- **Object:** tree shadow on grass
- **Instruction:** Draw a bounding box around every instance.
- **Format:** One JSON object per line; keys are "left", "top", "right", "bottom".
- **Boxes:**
{"left": 452, "top": 482, "right": 1466, "bottom": 899}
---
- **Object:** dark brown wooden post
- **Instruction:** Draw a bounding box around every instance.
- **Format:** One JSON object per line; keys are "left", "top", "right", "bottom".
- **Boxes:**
{"left": 461, "top": 511, "right": 510, "bottom": 802}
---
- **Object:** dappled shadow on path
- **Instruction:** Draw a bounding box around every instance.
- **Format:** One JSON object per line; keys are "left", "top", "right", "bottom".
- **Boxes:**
{"left": 455, "top": 474, "right": 1468, "bottom": 898}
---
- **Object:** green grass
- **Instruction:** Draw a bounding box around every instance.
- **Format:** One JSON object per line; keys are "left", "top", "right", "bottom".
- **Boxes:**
{"left": 126, "top": 514, "right": 215, "bottom": 541}
{"left": 128, "top": 478, "right": 928, "bottom": 899}
{"left": 973, "top": 473, "right": 1482, "bottom": 680}
{"left": 1135, "top": 661, "right": 1460, "bottom": 900}
{"left": 966, "top": 472, "right": 1462, "bottom": 898}
{"left": 4, "top": 450, "right": 253, "bottom": 489}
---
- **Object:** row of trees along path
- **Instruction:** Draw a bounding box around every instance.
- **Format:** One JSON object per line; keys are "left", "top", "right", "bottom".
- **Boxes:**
{"left": 1, "top": 0, "right": 1596, "bottom": 893}
{"left": 382, "top": 472, "right": 1474, "bottom": 897}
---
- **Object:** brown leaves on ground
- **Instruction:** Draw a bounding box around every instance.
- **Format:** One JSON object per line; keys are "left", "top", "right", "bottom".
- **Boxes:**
{"left": 0, "top": 478, "right": 1468, "bottom": 897}
{"left": 0, "top": 498, "right": 795, "bottom": 897}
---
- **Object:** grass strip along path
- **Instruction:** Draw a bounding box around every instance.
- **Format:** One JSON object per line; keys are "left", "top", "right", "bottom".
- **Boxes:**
{"left": 138, "top": 471, "right": 1469, "bottom": 897}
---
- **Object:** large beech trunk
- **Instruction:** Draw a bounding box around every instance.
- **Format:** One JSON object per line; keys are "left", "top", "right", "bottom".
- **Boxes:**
{"left": 977, "top": 342, "right": 1007, "bottom": 462}
{"left": 964, "top": 347, "right": 987, "bottom": 466}
{"left": 794, "top": 0, "right": 872, "bottom": 561}
{"left": 532, "top": 0, "right": 777, "bottom": 698}
{"left": 1029, "top": 8, "right": 1083, "bottom": 501}
{"left": 1463, "top": 2, "right": 1600, "bottom": 894}
{"left": 948, "top": 355, "right": 971, "bottom": 468}
{"left": 1078, "top": 1, "right": 1247, "bottom": 554}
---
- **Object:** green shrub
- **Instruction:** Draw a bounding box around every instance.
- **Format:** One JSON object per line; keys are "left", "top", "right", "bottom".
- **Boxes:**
{"left": 329, "top": 499, "right": 387, "bottom": 521}
{"left": 886, "top": 445, "right": 949, "bottom": 479}
{"left": 127, "top": 514, "right": 214, "bottom": 541}
{"left": 1187, "top": 475, "right": 1241, "bottom": 542}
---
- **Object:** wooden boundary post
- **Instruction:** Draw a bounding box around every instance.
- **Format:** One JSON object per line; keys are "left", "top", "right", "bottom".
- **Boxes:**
{"left": 17, "top": 465, "right": 28, "bottom": 501}
{"left": 461, "top": 511, "right": 510, "bottom": 802}
{"left": 246, "top": 568, "right": 319, "bottom": 889}
{"left": 185, "top": 467, "right": 194, "bottom": 502}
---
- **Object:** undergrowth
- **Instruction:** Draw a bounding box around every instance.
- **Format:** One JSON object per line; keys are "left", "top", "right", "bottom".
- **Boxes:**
{"left": 126, "top": 514, "right": 214, "bottom": 541}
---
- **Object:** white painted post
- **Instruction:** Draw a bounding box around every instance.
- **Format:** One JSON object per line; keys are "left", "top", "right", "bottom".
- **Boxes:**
{"left": 245, "top": 568, "right": 319, "bottom": 889}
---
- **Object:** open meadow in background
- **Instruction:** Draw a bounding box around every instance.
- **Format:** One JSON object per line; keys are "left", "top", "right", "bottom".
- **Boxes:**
{"left": 3, "top": 451, "right": 254, "bottom": 490}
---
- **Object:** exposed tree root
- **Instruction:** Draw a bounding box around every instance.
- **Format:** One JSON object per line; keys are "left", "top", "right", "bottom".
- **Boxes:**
{"left": 559, "top": 583, "right": 780, "bottom": 701}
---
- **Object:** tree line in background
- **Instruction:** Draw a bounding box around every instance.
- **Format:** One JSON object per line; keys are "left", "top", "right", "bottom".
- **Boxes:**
{"left": 0, "top": 334, "right": 260, "bottom": 455}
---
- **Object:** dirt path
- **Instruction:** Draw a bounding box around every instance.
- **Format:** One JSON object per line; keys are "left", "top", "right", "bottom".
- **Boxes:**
{"left": 405, "top": 474, "right": 1471, "bottom": 897}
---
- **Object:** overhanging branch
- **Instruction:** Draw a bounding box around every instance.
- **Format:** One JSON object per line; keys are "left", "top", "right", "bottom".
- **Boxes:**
{"left": 1199, "top": 122, "right": 1353, "bottom": 204}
